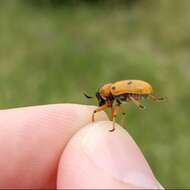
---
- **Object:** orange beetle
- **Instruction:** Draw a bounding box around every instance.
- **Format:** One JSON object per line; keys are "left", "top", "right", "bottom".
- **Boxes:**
{"left": 84, "top": 80, "right": 165, "bottom": 132}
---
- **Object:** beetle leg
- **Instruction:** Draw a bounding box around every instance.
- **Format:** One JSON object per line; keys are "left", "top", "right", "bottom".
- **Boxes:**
{"left": 148, "top": 94, "right": 165, "bottom": 102}
{"left": 129, "top": 96, "right": 145, "bottom": 110}
{"left": 116, "top": 104, "right": 126, "bottom": 128}
{"left": 114, "top": 98, "right": 126, "bottom": 129}
{"left": 120, "top": 111, "right": 126, "bottom": 128}
{"left": 110, "top": 106, "right": 124, "bottom": 132}
{"left": 110, "top": 106, "right": 117, "bottom": 132}
{"left": 116, "top": 98, "right": 122, "bottom": 105}
{"left": 92, "top": 104, "right": 108, "bottom": 122}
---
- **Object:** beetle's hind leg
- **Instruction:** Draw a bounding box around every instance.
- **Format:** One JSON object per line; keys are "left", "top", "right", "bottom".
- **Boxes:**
{"left": 148, "top": 94, "right": 165, "bottom": 102}
{"left": 129, "top": 96, "right": 145, "bottom": 110}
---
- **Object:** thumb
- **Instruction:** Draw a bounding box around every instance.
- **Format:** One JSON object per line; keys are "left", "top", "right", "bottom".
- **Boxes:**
{"left": 57, "top": 121, "right": 164, "bottom": 189}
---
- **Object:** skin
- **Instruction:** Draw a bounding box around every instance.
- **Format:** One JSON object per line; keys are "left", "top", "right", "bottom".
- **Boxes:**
{"left": 0, "top": 104, "right": 163, "bottom": 189}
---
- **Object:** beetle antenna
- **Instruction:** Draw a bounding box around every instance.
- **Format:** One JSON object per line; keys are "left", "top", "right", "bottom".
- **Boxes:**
{"left": 83, "top": 92, "right": 93, "bottom": 99}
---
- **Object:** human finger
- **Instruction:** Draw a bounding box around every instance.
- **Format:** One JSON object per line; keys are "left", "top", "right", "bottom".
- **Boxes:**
{"left": 0, "top": 104, "right": 108, "bottom": 188}
{"left": 57, "top": 121, "right": 164, "bottom": 189}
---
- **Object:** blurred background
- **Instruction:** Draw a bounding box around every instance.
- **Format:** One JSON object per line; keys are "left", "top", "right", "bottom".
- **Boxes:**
{"left": 0, "top": 0, "right": 189, "bottom": 188}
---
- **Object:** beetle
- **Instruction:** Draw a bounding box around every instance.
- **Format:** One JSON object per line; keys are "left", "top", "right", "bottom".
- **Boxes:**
{"left": 84, "top": 80, "right": 165, "bottom": 132}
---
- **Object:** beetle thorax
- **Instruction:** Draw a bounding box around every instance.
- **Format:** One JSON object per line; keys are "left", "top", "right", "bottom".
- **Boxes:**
{"left": 99, "top": 83, "right": 112, "bottom": 98}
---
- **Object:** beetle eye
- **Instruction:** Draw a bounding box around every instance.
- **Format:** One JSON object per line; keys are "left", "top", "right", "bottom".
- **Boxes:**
{"left": 98, "top": 99, "right": 106, "bottom": 106}
{"left": 96, "top": 92, "right": 106, "bottom": 106}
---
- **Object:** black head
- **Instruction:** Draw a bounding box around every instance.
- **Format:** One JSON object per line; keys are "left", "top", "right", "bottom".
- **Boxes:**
{"left": 96, "top": 92, "right": 106, "bottom": 106}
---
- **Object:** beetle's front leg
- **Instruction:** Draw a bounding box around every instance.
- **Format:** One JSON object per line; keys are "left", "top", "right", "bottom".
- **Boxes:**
{"left": 92, "top": 104, "right": 108, "bottom": 122}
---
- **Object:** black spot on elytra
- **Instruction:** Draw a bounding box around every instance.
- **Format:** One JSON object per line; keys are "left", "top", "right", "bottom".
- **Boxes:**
{"left": 128, "top": 81, "right": 132, "bottom": 85}
{"left": 112, "top": 86, "right": 116, "bottom": 90}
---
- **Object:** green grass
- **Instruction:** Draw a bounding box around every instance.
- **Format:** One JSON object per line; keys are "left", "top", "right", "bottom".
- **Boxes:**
{"left": 0, "top": 0, "right": 190, "bottom": 188}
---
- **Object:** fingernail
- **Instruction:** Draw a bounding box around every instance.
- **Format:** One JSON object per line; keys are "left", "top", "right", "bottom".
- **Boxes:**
{"left": 82, "top": 121, "right": 164, "bottom": 189}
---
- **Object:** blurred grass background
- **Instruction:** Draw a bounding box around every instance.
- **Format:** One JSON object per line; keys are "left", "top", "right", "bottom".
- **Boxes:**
{"left": 0, "top": 0, "right": 190, "bottom": 188}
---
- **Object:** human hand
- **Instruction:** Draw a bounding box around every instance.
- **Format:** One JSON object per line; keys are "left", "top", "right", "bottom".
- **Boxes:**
{"left": 0, "top": 104, "right": 163, "bottom": 189}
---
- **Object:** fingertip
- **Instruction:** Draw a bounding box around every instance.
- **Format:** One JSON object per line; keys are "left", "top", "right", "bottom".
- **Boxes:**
{"left": 57, "top": 121, "right": 132, "bottom": 189}
{"left": 57, "top": 121, "right": 164, "bottom": 189}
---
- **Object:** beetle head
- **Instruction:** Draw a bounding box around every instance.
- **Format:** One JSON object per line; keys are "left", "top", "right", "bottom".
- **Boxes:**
{"left": 96, "top": 92, "right": 106, "bottom": 106}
